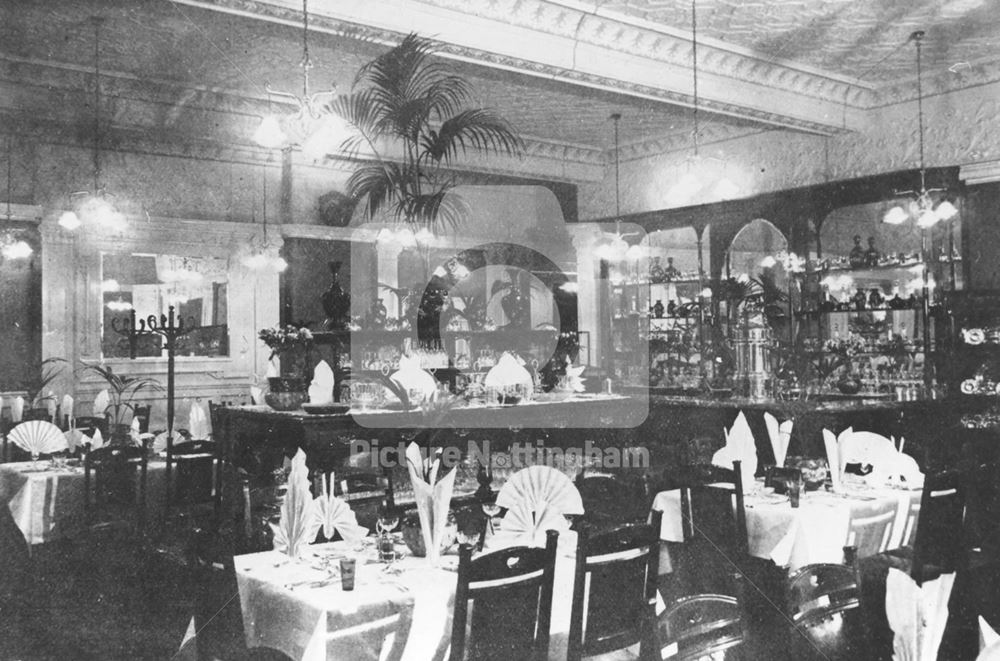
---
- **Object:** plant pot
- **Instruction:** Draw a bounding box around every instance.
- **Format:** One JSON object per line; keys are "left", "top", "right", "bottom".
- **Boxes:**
{"left": 264, "top": 377, "right": 309, "bottom": 411}
{"left": 836, "top": 375, "right": 862, "bottom": 395}
{"left": 108, "top": 423, "right": 133, "bottom": 447}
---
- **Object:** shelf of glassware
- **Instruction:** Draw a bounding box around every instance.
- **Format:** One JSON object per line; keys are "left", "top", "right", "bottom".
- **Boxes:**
{"left": 609, "top": 278, "right": 710, "bottom": 388}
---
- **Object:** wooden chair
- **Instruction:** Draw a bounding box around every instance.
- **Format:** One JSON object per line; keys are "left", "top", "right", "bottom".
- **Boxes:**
{"left": 656, "top": 573, "right": 747, "bottom": 661}
{"left": 325, "top": 597, "right": 415, "bottom": 661}
{"left": 449, "top": 530, "right": 558, "bottom": 661}
{"left": 844, "top": 500, "right": 898, "bottom": 558}
{"left": 166, "top": 438, "right": 221, "bottom": 520}
{"left": 884, "top": 468, "right": 967, "bottom": 585}
{"left": 674, "top": 460, "right": 749, "bottom": 595}
{"left": 132, "top": 404, "right": 151, "bottom": 434}
{"left": 568, "top": 511, "right": 662, "bottom": 661}
{"left": 786, "top": 546, "right": 870, "bottom": 661}
{"left": 73, "top": 416, "right": 109, "bottom": 440}
{"left": 575, "top": 473, "right": 650, "bottom": 530}
{"left": 83, "top": 445, "right": 148, "bottom": 534}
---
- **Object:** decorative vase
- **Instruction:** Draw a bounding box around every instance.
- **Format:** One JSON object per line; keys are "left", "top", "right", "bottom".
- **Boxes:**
{"left": 836, "top": 373, "right": 862, "bottom": 395}
{"left": 264, "top": 377, "right": 309, "bottom": 411}
{"left": 649, "top": 257, "right": 665, "bottom": 283}
{"left": 321, "top": 261, "right": 351, "bottom": 331}
{"left": 501, "top": 287, "right": 528, "bottom": 329}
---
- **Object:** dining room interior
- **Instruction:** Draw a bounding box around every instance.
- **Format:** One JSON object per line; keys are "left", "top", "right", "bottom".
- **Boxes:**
{"left": 3, "top": 0, "right": 1000, "bottom": 659}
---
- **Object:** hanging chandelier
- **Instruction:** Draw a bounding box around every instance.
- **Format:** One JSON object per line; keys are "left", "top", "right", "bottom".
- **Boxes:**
{"left": 597, "top": 113, "right": 640, "bottom": 262}
{"left": 59, "top": 17, "right": 124, "bottom": 232}
{"left": 883, "top": 31, "right": 958, "bottom": 228}
{"left": 253, "top": 0, "right": 340, "bottom": 156}
{"left": 242, "top": 169, "right": 288, "bottom": 273}
{"left": 2, "top": 138, "right": 32, "bottom": 261}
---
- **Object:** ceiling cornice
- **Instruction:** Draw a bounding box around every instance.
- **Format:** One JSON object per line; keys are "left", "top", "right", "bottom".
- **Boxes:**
{"left": 172, "top": 0, "right": 870, "bottom": 134}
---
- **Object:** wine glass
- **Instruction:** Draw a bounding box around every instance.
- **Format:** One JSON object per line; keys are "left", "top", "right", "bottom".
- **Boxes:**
{"left": 376, "top": 505, "right": 400, "bottom": 564}
{"left": 31, "top": 450, "right": 39, "bottom": 471}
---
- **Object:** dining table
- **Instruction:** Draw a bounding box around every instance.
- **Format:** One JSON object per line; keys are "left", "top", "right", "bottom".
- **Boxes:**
{"left": 235, "top": 529, "right": 661, "bottom": 661}
{"left": 653, "top": 479, "right": 922, "bottom": 571}
{"left": 0, "top": 458, "right": 169, "bottom": 545}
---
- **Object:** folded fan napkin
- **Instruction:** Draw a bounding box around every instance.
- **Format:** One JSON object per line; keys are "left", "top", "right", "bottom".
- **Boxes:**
{"left": 822, "top": 427, "right": 852, "bottom": 489}
{"left": 764, "top": 412, "right": 792, "bottom": 467}
{"left": 88, "top": 428, "right": 104, "bottom": 450}
{"left": 65, "top": 428, "right": 88, "bottom": 452}
{"left": 405, "top": 442, "right": 456, "bottom": 566}
{"left": 11, "top": 396, "right": 24, "bottom": 423}
{"left": 44, "top": 394, "right": 57, "bottom": 420}
{"left": 188, "top": 402, "right": 210, "bottom": 440}
{"left": 390, "top": 355, "right": 438, "bottom": 405}
{"left": 61, "top": 394, "right": 74, "bottom": 421}
{"left": 711, "top": 410, "right": 757, "bottom": 490}
{"left": 308, "top": 360, "right": 335, "bottom": 405}
{"left": 271, "top": 449, "right": 318, "bottom": 558}
{"left": 312, "top": 473, "right": 368, "bottom": 543}
{"left": 92, "top": 390, "right": 109, "bottom": 418}
{"left": 250, "top": 386, "right": 263, "bottom": 405}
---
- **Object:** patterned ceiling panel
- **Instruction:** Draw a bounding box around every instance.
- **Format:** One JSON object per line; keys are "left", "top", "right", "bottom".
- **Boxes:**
{"left": 600, "top": 0, "right": 1000, "bottom": 83}
{"left": 0, "top": 0, "right": 755, "bottom": 152}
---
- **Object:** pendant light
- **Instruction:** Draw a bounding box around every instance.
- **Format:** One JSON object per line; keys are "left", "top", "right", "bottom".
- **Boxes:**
{"left": 59, "top": 16, "right": 123, "bottom": 232}
{"left": 883, "top": 31, "right": 958, "bottom": 227}
{"left": 597, "top": 113, "right": 636, "bottom": 261}
{"left": 243, "top": 166, "right": 288, "bottom": 272}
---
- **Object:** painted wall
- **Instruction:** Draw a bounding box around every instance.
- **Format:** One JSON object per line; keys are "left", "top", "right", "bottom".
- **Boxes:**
{"left": 579, "top": 78, "right": 1000, "bottom": 219}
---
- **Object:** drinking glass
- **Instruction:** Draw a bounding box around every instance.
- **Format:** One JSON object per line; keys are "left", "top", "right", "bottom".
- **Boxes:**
{"left": 376, "top": 504, "right": 400, "bottom": 536}
{"left": 785, "top": 477, "right": 803, "bottom": 508}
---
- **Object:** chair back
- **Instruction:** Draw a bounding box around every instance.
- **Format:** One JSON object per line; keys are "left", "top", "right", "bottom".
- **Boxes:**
{"left": 450, "top": 530, "right": 558, "bottom": 661}
{"left": 83, "top": 444, "right": 148, "bottom": 529}
{"left": 326, "top": 596, "right": 415, "bottom": 661}
{"left": 785, "top": 546, "right": 868, "bottom": 661}
{"left": 911, "top": 468, "right": 966, "bottom": 582}
{"left": 845, "top": 501, "right": 897, "bottom": 557}
{"left": 568, "top": 511, "right": 662, "bottom": 661}
{"left": 74, "top": 416, "right": 109, "bottom": 440}
{"left": 576, "top": 474, "right": 650, "bottom": 529}
{"left": 23, "top": 407, "right": 54, "bottom": 423}
{"left": 168, "top": 439, "right": 219, "bottom": 506}
{"left": 132, "top": 405, "right": 151, "bottom": 434}
{"left": 656, "top": 573, "right": 746, "bottom": 661}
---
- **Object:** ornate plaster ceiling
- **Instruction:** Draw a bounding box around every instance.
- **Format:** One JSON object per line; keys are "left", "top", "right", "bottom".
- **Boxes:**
{"left": 2, "top": 0, "right": 997, "bottom": 178}
{"left": 600, "top": 0, "right": 1000, "bottom": 84}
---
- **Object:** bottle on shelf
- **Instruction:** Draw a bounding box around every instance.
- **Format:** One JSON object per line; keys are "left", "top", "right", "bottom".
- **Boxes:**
{"left": 651, "top": 300, "right": 665, "bottom": 319}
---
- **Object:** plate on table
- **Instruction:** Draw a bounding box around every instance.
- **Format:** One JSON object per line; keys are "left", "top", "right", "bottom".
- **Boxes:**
{"left": 302, "top": 403, "right": 350, "bottom": 415}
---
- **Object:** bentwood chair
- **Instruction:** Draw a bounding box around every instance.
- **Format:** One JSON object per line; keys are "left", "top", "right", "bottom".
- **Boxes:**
{"left": 325, "top": 596, "right": 415, "bottom": 661}
{"left": 567, "top": 511, "right": 662, "bottom": 661}
{"left": 73, "top": 416, "right": 109, "bottom": 441}
{"left": 844, "top": 500, "right": 898, "bottom": 559}
{"left": 449, "top": 530, "right": 558, "bottom": 661}
{"left": 83, "top": 445, "right": 148, "bottom": 534}
{"left": 166, "top": 438, "right": 221, "bottom": 520}
{"left": 656, "top": 573, "right": 748, "bottom": 661}
{"left": 786, "top": 546, "right": 871, "bottom": 661}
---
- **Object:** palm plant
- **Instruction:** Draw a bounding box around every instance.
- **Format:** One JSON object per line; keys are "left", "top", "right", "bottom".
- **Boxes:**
{"left": 330, "top": 33, "right": 524, "bottom": 228}
{"left": 79, "top": 364, "right": 162, "bottom": 427}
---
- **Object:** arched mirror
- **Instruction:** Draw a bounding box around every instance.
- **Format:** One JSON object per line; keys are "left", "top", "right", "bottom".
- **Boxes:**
{"left": 726, "top": 218, "right": 789, "bottom": 287}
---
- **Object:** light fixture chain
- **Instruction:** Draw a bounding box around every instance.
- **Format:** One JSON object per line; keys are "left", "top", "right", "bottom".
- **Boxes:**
{"left": 301, "top": 0, "right": 312, "bottom": 101}
{"left": 692, "top": 0, "right": 699, "bottom": 157}
{"left": 93, "top": 17, "right": 103, "bottom": 194}
{"left": 612, "top": 113, "right": 621, "bottom": 217}
{"left": 915, "top": 32, "right": 925, "bottom": 180}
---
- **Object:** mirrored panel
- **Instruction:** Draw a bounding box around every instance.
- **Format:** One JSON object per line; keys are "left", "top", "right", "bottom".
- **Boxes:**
{"left": 101, "top": 253, "right": 229, "bottom": 358}
{"left": 727, "top": 218, "right": 789, "bottom": 288}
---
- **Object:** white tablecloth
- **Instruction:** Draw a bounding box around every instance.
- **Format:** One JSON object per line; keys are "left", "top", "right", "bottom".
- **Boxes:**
{"left": 235, "top": 531, "right": 659, "bottom": 661}
{"left": 653, "top": 484, "right": 920, "bottom": 570}
{"left": 0, "top": 459, "right": 168, "bottom": 544}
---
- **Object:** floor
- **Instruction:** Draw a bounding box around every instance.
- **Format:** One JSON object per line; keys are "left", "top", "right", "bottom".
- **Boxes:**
{"left": 2, "top": 524, "right": 998, "bottom": 660}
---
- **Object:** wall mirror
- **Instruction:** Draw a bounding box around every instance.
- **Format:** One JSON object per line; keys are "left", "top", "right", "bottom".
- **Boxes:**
{"left": 726, "top": 218, "right": 789, "bottom": 287}
{"left": 101, "top": 252, "right": 229, "bottom": 358}
{"left": 819, "top": 199, "right": 963, "bottom": 291}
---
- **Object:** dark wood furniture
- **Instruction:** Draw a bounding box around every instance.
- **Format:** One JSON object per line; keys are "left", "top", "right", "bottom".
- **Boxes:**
{"left": 567, "top": 511, "right": 662, "bottom": 661}
{"left": 83, "top": 445, "right": 148, "bottom": 533}
{"left": 656, "top": 573, "right": 747, "bottom": 661}
{"left": 450, "top": 530, "right": 558, "bottom": 661}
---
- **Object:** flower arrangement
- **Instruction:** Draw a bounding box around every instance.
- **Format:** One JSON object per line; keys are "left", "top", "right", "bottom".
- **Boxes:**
{"left": 258, "top": 324, "right": 315, "bottom": 381}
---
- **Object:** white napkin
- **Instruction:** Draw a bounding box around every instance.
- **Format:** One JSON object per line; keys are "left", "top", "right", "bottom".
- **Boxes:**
{"left": 44, "top": 394, "right": 57, "bottom": 420}
{"left": 980, "top": 617, "right": 1000, "bottom": 657}
{"left": 270, "top": 449, "right": 318, "bottom": 558}
{"left": 405, "top": 442, "right": 456, "bottom": 566}
{"left": 822, "top": 427, "right": 851, "bottom": 489}
{"left": 250, "top": 386, "right": 263, "bottom": 405}
{"left": 885, "top": 568, "right": 955, "bottom": 661}
{"left": 61, "top": 394, "right": 74, "bottom": 422}
{"left": 308, "top": 360, "right": 335, "bottom": 405}
{"left": 11, "top": 396, "right": 24, "bottom": 422}
{"left": 88, "top": 428, "right": 105, "bottom": 450}
{"left": 484, "top": 352, "right": 533, "bottom": 390}
{"left": 390, "top": 355, "right": 438, "bottom": 405}
{"left": 312, "top": 473, "right": 368, "bottom": 543}
{"left": 188, "top": 402, "right": 210, "bottom": 440}
{"left": 763, "top": 412, "right": 792, "bottom": 467}
{"left": 840, "top": 431, "right": 899, "bottom": 479}
{"left": 711, "top": 410, "right": 757, "bottom": 490}
{"left": 65, "top": 428, "right": 88, "bottom": 452}
{"left": 92, "top": 389, "right": 110, "bottom": 418}
{"left": 265, "top": 359, "right": 280, "bottom": 379}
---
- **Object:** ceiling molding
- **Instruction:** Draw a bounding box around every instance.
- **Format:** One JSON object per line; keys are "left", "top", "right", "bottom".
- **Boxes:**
{"left": 172, "top": 0, "right": 870, "bottom": 134}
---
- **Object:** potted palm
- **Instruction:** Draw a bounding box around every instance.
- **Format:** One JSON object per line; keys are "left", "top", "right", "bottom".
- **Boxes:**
{"left": 79, "top": 364, "right": 162, "bottom": 445}
{"left": 331, "top": 33, "right": 524, "bottom": 229}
